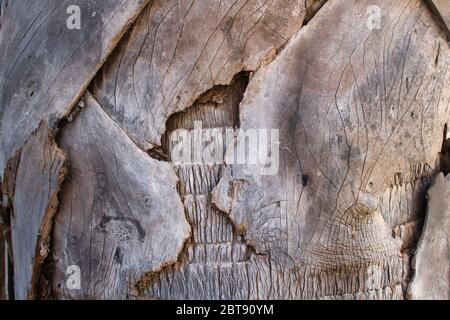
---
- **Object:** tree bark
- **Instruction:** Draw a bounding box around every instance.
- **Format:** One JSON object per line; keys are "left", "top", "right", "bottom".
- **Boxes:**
{"left": 0, "top": 0, "right": 449, "bottom": 300}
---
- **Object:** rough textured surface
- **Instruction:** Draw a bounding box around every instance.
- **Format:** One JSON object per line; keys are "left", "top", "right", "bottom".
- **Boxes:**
{"left": 0, "top": 0, "right": 151, "bottom": 178}
{"left": 51, "top": 92, "right": 190, "bottom": 299}
{"left": 138, "top": 72, "right": 259, "bottom": 299}
{"left": 9, "top": 122, "right": 66, "bottom": 300}
{"left": 1, "top": 0, "right": 449, "bottom": 301}
{"left": 210, "top": 0, "right": 449, "bottom": 299}
{"left": 0, "top": 0, "right": 7, "bottom": 29}
{"left": 0, "top": 223, "right": 5, "bottom": 300}
{"left": 426, "top": 0, "right": 450, "bottom": 39}
{"left": 408, "top": 173, "right": 450, "bottom": 300}
{"left": 91, "top": 0, "right": 306, "bottom": 150}
{"left": 305, "top": 0, "right": 328, "bottom": 22}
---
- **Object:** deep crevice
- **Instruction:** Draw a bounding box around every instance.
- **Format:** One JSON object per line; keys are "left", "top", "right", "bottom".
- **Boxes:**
{"left": 0, "top": 0, "right": 153, "bottom": 300}
{"left": 0, "top": 0, "right": 8, "bottom": 31}
{"left": 440, "top": 123, "right": 450, "bottom": 175}
{"left": 0, "top": 202, "right": 14, "bottom": 300}
{"left": 134, "top": 71, "right": 252, "bottom": 298}
{"left": 303, "top": 0, "right": 328, "bottom": 26}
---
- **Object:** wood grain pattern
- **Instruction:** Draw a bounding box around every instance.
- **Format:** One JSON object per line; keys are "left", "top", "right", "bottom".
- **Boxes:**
{"left": 426, "top": 0, "right": 450, "bottom": 39}
{"left": 1, "top": 0, "right": 449, "bottom": 300}
{"left": 51, "top": 92, "right": 190, "bottom": 299}
{"left": 0, "top": 0, "right": 7, "bottom": 30}
{"left": 91, "top": 0, "right": 306, "bottom": 150}
{"left": 11, "top": 122, "right": 66, "bottom": 300}
{"left": 211, "top": 0, "right": 450, "bottom": 298}
{"left": 408, "top": 173, "right": 450, "bottom": 299}
{"left": 0, "top": 223, "right": 5, "bottom": 300}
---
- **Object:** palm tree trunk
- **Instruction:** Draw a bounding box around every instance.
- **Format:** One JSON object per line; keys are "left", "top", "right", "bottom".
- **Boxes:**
{"left": 0, "top": 0, "right": 449, "bottom": 300}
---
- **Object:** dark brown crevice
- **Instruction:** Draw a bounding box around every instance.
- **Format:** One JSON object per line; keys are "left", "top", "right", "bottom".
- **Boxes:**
{"left": 439, "top": 123, "right": 450, "bottom": 175}
{"left": 147, "top": 147, "right": 169, "bottom": 162}
{"left": 35, "top": 104, "right": 92, "bottom": 300}
{"left": 0, "top": 0, "right": 153, "bottom": 300}
{"left": 33, "top": 166, "right": 67, "bottom": 300}
{"left": 0, "top": 150, "right": 20, "bottom": 300}
{"left": 0, "top": 202, "right": 5, "bottom": 300}
{"left": 303, "top": 0, "right": 328, "bottom": 25}
{"left": 134, "top": 71, "right": 251, "bottom": 298}
{"left": 6, "top": 100, "right": 80, "bottom": 300}
{"left": 249, "top": 1, "right": 327, "bottom": 73}
{"left": 0, "top": 120, "right": 69, "bottom": 300}
{"left": 3, "top": 123, "right": 67, "bottom": 300}
{"left": 6, "top": 243, "right": 14, "bottom": 299}
{"left": 145, "top": 70, "right": 250, "bottom": 161}
{"left": 0, "top": 0, "right": 8, "bottom": 31}
{"left": 0, "top": 202, "right": 14, "bottom": 300}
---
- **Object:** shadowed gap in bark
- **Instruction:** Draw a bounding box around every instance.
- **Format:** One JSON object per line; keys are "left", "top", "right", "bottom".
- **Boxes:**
{"left": 135, "top": 71, "right": 252, "bottom": 298}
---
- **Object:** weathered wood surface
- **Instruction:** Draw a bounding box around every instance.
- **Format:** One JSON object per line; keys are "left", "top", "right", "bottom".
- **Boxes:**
{"left": 210, "top": 0, "right": 450, "bottom": 299}
{"left": 408, "top": 173, "right": 450, "bottom": 300}
{"left": 91, "top": 0, "right": 307, "bottom": 150}
{"left": 0, "top": 0, "right": 7, "bottom": 30}
{"left": 0, "top": 222, "right": 5, "bottom": 300}
{"left": 51, "top": 92, "right": 190, "bottom": 299}
{"left": 1, "top": 0, "right": 450, "bottom": 300}
{"left": 426, "top": 0, "right": 450, "bottom": 39}
{"left": 10, "top": 122, "right": 66, "bottom": 300}
{"left": 0, "top": 0, "right": 151, "bottom": 178}
{"left": 139, "top": 72, "right": 258, "bottom": 299}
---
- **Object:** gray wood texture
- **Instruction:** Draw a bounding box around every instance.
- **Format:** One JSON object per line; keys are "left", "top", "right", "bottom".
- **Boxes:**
{"left": 91, "top": 0, "right": 307, "bottom": 151}
{"left": 211, "top": 0, "right": 449, "bottom": 299}
{"left": 0, "top": 223, "right": 5, "bottom": 300}
{"left": 1, "top": 0, "right": 449, "bottom": 300}
{"left": 0, "top": 0, "right": 7, "bottom": 29}
{"left": 408, "top": 173, "right": 450, "bottom": 299}
{"left": 0, "top": 0, "right": 151, "bottom": 178}
{"left": 51, "top": 92, "right": 190, "bottom": 299}
{"left": 11, "top": 122, "right": 66, "bottom": 300}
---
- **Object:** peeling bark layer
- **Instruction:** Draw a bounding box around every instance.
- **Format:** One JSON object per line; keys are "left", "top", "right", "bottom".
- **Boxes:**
{"left": 408, "top": 173, "right": 450, "bottom": 300}
{"left": 1, "top": 0, "right": 449, "bottom": 300}
{"left": 91, "top": 0, "right": 307, "bottom": 150}
{"left": 51, "top": 92, "right": 190, "bottom": 299}
{"left": 0, "top": 0, "right": 151, "bottom": 177}
{"left": 0, "top": 222, "right": 5, "bottom": 300}
{"left": 137, "top": 72, "right": 259, "bottom": 299}
{"left": 211, "top": 0, "right": 449, "bottom": 299}
{"left": 9, "top": 122, "right": 66, "bottom": 300}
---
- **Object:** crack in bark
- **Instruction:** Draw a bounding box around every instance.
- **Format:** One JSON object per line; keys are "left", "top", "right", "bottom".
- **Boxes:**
{"left": 303, "top": 0, "right": 328, "bottom": 25}
{"left": 398, "top": 124, "right": 450, "bottom": 298}
{"left": 0, "top": 0, "right": 7, "bottom": 31}
{"left": 134, "top": 71, "right": 254, "bottom": 298}
{"left": 0, "top": 123, "right": 67, "bottom": 300}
